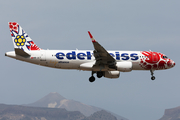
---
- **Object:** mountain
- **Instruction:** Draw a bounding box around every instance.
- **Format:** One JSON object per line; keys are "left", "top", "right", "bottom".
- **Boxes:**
{"left": 0, "top": 104, "right": 118, "bottom": 120}
{"left": 26, "top": 92, "right": 101, "bottom": 116}
{"left": 25, "top": 92, "right": 128, "bottom": 120}
{"left": 27, "top": 92, "right": 66, "bottom": 108}
{"left": 159, "top": 106, "right": 180, "bottom": 120}
{"left": 0, "top": 104, "right": 85, "bottom": 120}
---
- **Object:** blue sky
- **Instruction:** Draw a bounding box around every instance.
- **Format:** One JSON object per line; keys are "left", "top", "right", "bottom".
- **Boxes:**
{"left": 0, "top": 1, "right": 179, "bottom": 120}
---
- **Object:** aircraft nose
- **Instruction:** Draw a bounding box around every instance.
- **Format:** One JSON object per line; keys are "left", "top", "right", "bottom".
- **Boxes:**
{"left": 170, "top": 60, "right": 175, "bottom": 68}
{"left": 167, "top": 59, "right": 175, "bottom": 68}
{"left": 172, "top": 61, "right": 175, "bottom": 67}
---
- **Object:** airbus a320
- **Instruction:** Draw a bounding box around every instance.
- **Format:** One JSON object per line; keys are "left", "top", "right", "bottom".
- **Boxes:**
{"left": 5, "top": 22, "right": 175, "bottom": 82}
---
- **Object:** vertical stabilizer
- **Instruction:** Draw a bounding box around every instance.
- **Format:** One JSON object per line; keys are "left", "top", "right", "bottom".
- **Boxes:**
{"left": 8, "top": 22, "right": 41, "bottom": 51}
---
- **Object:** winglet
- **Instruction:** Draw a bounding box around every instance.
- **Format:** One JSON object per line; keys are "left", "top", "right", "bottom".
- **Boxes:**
{"left": 88, "top": 31, "right": 96, "bottom": 43}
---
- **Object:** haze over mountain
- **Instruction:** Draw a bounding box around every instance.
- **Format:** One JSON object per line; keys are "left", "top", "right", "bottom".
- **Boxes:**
{"left": 26, "top": 92, "right": 101, "bottom": 116}
{"left": 25, "top": 92, "right": 128, "bottom": 120}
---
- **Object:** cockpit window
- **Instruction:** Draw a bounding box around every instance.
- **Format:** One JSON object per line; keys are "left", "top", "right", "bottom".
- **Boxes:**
{"left": 163, "top": 56, "right": 168, "bottom": 59}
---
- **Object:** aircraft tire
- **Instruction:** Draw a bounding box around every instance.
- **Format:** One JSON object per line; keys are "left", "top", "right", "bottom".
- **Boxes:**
{"left": 97, "top": 71, "right": 103, "bottom": 78}
{"left": 151, "top": 76, "right": 155, "bottom": 80}
{"left": 89, "top": 76, "right": 95, "bottom": 82}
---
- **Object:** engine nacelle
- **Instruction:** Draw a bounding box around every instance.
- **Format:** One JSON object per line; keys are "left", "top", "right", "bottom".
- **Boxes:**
{"left": 116, "top": 62, "right": 132, "bottom": 72}
{"left": 104, "top": 71, "right": 120, "bottom": 78}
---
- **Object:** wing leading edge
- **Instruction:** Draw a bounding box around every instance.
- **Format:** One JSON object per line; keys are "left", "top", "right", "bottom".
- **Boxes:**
{"left": 88, "top": 31, "right": 117, "bottom": 70}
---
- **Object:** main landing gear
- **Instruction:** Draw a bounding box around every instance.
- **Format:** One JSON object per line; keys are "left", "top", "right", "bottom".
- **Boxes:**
{"left": 150, "top": 70, "right": 155, "bottom": 80}
{"left": 89, "top": 71, "right": 96, "bottom": 82}
{"left": 89, "top": 76, "right": 95, "bottom": 82}
{"left": 89, "top": 71, "right": 104, "bottom": 82}
{"left": 97, "top": 71, "right": 103, "bottom": 78}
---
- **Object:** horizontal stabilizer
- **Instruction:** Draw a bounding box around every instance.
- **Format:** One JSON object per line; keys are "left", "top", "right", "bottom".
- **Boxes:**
{"left": 15, "top": 48, "right": 30, "bottom": 57}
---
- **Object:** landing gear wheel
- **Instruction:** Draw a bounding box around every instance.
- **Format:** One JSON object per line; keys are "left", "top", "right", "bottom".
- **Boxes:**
{"left": 97, "top": 71, "right": 103, "bottom": 78}
{"left": 151, "top": 76, "right": 155, "bottom": 80}
{"left": 150, "top": 70, "right": 155, "bottom": 81}
{"left": 89, "top": 76, "right": 95, "bottom": 82}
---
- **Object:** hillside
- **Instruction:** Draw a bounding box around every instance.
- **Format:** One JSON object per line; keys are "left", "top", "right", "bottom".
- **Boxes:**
{"left": 159, "top": 106, "right": 180, "bottom": 120}
{"left": 84, "top": 110, "right": 117, "bottom": 120}
{"left": 0, "top": 104, "right": 84, "bottom": 120}
{"left": 0, "top": 104, "right": 118, "bottom": 120}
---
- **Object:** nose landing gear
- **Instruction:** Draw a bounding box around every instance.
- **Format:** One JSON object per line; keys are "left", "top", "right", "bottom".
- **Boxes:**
{"left": 151, "top": 76, "right": 155, "bottom": 80}
{"left": 150, "top": 70, "right": 155, "bottom": 80}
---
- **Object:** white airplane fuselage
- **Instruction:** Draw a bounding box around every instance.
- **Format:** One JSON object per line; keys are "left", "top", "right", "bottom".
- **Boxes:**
{"left": 5, "top": 50, "right": 174, "bottom": 71}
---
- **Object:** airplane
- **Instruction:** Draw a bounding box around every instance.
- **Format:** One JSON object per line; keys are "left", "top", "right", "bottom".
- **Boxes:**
{"left": 5, "top": 22, "right": 175, "bottom": 82}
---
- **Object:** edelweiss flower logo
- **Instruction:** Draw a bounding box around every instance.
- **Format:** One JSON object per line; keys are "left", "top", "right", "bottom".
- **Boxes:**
{"left": 9, "top": 22, "right": 41, "bottom": 51}
{"left": 14, "top": 35, "right": 26, "bottom": 46}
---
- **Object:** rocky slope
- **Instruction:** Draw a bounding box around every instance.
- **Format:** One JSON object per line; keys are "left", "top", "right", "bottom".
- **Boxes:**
{"left": 159, "top": 106, "right": 180, "bottom": 120}
{"left": 0, "top": 104, "right": 84, "bottom": 120}
{"left": 0, "top": 104, "right": 118, "bottom": 120}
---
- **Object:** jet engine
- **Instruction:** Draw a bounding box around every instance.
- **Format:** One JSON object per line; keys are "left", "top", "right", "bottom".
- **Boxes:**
{"left": 116, "top": 62, "right": 132, "bottom": 72}
{"left": 104, "top": 71, "right": 120, "bottom": 78}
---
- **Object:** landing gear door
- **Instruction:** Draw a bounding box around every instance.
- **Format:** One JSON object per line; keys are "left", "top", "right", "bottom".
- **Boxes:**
{"left": 40, "top": 51, "right": 46, "bottom": 61}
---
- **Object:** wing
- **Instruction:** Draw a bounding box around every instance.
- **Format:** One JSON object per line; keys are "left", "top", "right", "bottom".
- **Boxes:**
{"left": 88, "top": 31, "right": 117, "bottom": 70}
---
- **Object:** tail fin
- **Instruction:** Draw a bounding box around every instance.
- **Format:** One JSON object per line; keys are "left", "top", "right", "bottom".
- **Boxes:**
{"left": 8, "top": 22, "right": 41, "bottom": 51}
